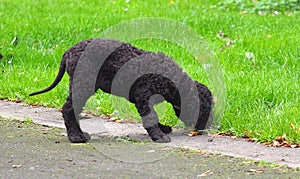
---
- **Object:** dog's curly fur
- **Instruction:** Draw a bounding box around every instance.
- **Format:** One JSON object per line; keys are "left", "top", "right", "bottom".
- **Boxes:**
{"left": 30, "top": 38, "right": 213, "bottom": 143}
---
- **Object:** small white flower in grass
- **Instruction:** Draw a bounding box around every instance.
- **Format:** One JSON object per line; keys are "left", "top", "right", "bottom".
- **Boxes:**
{"left": 245, "top": 52, "right": 255, "bottom": 59}
{"left": 124, "top": 8, "right": 128, "bottom": 11}
{"left": 125, "top": 0, "right": 130, "bottom": 3}
{"left": 203, "top": 64, "right": 212, "bottom": 70}
{"left": 34, "top": 77, "right": 38, "bottom": 82}
{"left": 273, "top": 11, "right": 279, "bottom": 15}
{"left": 93, "top": 28, "right": 100, "bottom": 33}
{"left": 258, "top": 11, "right": 266, "bottom": 16}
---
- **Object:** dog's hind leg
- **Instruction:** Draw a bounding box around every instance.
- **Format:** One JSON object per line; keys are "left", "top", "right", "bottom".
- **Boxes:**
{"left": 62, "top": 84, "right": 90, "bottom": 143}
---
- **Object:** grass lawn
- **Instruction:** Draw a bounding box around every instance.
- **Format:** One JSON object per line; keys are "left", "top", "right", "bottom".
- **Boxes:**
{"left": 0, "top": 0, "right": 299, "bottom": 144}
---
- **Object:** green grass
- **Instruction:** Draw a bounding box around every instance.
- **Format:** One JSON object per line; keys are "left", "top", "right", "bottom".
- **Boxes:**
{"left": 0, "top": 0, "right": 299, "bottom": 144}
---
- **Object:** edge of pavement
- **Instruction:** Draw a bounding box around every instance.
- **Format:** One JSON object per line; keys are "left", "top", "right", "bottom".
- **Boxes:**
{"left": 0, "top": 100, "right": 299, "bottom": 168}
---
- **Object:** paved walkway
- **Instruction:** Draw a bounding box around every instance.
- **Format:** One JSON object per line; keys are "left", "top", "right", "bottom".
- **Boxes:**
{"left": 0, "top": 100, "right": 300, "bottom": 178}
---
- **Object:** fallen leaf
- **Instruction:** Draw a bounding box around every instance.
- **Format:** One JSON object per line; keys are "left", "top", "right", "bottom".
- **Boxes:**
{"left": 242, "top": 135, "right": 250, "bottom": 139}
{"left": 241, "top": 161, "right": 251, "bottom": 165}
{"left": 272, "top": 165, "right": 282, "bottom": 170}
{"left": 159, "top": 147, "right": 171, "bottom": 151}
{"left": 264, "top": 142, "right": 272, "bottom": 146}
{"left": 12, "top": 164, "right": 22, "bottom": 168}
{"left": 116, "top": 119, "right": 123, "bottom": 123}
{"left": 197, "top": 170, "right": 213, "bottom": 177}
{"left": 15, "top": 99, "right": 22, "bottom": 103}
{"left": 198, "top": 150, "right": 207, "bottom": 156}
{"left": 256, "top": 170, "right": 263, "bottom": 174}
{"left": 291, "top": 144, "right": 299, "bottom": 148}
{"left": 32, "top": 104, "right": 40, "bottom": 108}
{"left": 188, "top": 131, "right": 201, "bottom": 137}
{"left": 109, "top": 117, "right": 117, "bottom": 122}
{"left": 273, "top": 140, "right": 281, "bottom": 147}
{"left": 247, "top": 169, "right": 263, "bottom": 174}
{"left": 100, "top": 114, "right": 110, "bottom": 119}
{"left": 247, "top": 138, "right": 258, "bottom": 142}
{"left": 281, "top": 141, "right": 290, "bottom": 147}
{"left": 208, "top": 132, "right": 229, "bottom": 138}
{"left": 230, "top": 136, "right": 237, "bottom": 140}
{"left": 124, "top": 119, "right": 135, "bottom": 123}
{"left": 275, "top": 134, "right": 286, "bottom": 142}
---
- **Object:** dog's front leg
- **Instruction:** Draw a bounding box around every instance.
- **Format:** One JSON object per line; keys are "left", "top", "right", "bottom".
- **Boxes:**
{"left": 134, "top": 94, "right": 171, "bottom": 143}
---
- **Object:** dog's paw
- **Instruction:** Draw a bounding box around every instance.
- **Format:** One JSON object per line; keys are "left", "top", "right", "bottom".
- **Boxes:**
{"left": 153, "top": 135, "right": 171, "bottom": 143}
{"left": 68, "top": 132, "right": 90, "bottom": 143}
{"left": 146, "top": 124, "right": 171, "bottom": 143}
{"left": 158, "top": 123, "right": 172, "bottom": 134}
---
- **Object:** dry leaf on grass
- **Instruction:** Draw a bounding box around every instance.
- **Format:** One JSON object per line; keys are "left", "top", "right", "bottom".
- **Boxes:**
{"left": 247, "top": 169, "right": 263, "bottom": 174}
{"left": 197, "top": 170, "right": 213, "bottom": 177}
{"left": 198, "top": 150, "right": 207, "bottom": 156}
{"left": 108, "top": 117, "right": 117, "bottom": 122}
{"left": 12, "top": 164, "right": 22, "bottom": 168}
{"left": 263, "top": 133, "right": 299, "bottom": 148}
{"left": 275, "top": 133, "right": 286, "bottom": 142}
{"left": 124, "top": 119, "right": 135, "bottom": 123}
{"left": 159, "top": 147, "right": 171, "bottom": 151}
{"left": 188, "top": 131, "right": 201, "bottom": 137}
{"left": 230, "top": 136, "right": 237, "bottom": 140}
{"left": 100, "top": 114, "right": 110, "bottom": 119}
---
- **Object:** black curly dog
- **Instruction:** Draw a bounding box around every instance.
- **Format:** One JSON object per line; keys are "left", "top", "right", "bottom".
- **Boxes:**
{"left": 30, "top": 38, "right": 213, "bottom": 143}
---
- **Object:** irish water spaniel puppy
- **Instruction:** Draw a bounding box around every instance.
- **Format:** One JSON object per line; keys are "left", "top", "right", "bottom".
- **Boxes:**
{"left": 30, "top": 38, "right": 213, "bottom": 143}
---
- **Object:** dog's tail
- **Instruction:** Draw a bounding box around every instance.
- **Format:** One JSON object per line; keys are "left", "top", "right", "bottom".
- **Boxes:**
{"left": 29, "top": 58, "right": 66, "bottom": 96}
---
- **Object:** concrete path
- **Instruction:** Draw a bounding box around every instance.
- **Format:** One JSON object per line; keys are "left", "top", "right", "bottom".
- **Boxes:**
{"left": 2, "top": 118, "right": 300, "bottom": 178}
{"left": 0, "top": 100, "right": 300, "bottom": 172}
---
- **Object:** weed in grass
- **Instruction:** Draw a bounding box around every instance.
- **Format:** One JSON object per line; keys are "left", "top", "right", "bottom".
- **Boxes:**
{"left": 23, "top": 117, "right": 33, "bottom": 124}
